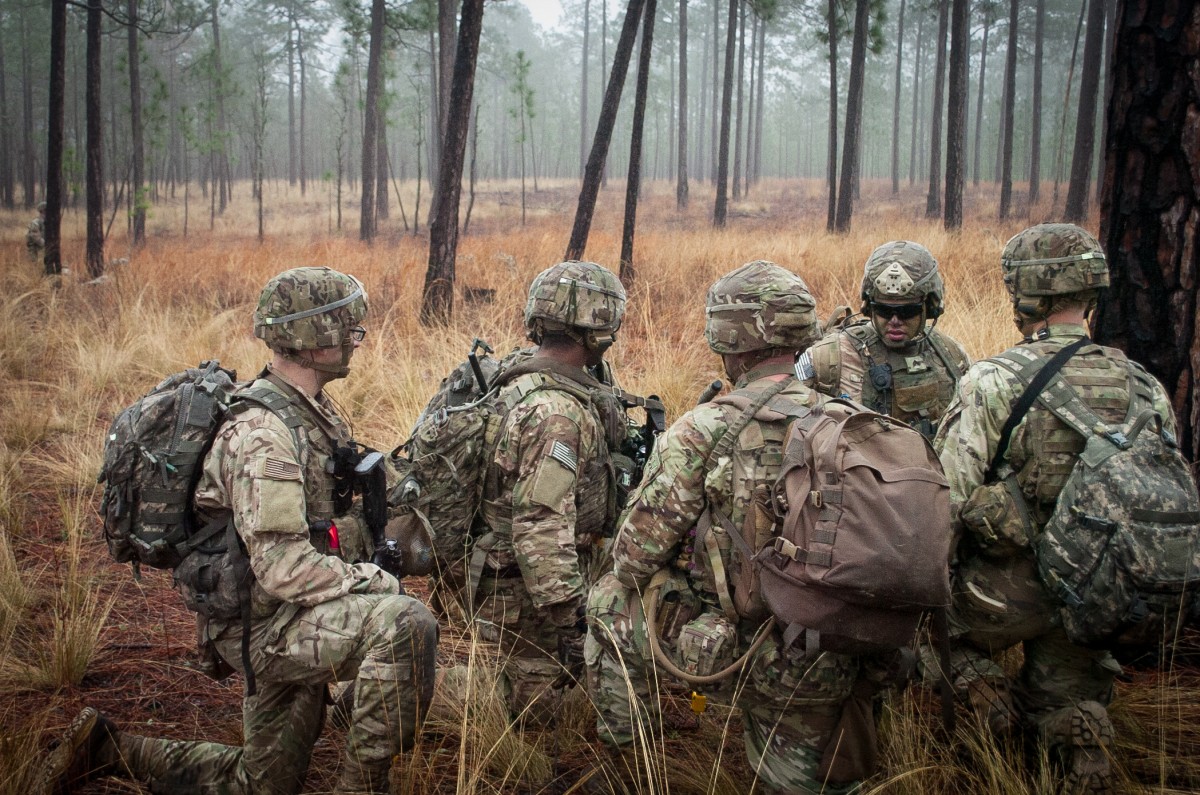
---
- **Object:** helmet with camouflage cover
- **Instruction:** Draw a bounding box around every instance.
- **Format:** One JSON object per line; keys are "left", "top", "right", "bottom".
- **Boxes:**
{"left": 524, "top": 260, "right": 626, "bottom": 350}
{"left": 705, "top": 260, "right": 820, "bottom": 354}
{"left": 254, "top": 266, "right": 368, "bottom": 376}
{"left": 860, "top": 240, "right": 945, "bottom": 319}
{"left": 1001, "top": 224, "right": 1109, "bottom": 318}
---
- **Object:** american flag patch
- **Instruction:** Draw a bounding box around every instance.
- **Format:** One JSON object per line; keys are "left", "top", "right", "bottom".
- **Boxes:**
{"left": 794, "top": 351, "right": 815, "bottom": 381}
{"left": 549, "top": 441, "right": 578, "bottom": 473}
{"left": 262, "top": 457, "right": 302, "bottom": 480}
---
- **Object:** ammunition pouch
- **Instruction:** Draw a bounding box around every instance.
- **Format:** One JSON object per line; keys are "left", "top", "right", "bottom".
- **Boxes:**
{"left": 174, "top": 519, "right": 248, "bottom": 622}
{"left": 960, "top": 476, "right": 1037, "bottom": 559}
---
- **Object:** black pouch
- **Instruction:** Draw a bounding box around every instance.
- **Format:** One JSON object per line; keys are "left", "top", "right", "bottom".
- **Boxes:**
{"left": 817, "top": 681, "right": 880, "bottom": 785}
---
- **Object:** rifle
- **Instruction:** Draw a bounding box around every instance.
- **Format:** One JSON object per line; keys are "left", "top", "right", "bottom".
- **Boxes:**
{"left": 328, "top": 443, "right": 401, "bottom": 576}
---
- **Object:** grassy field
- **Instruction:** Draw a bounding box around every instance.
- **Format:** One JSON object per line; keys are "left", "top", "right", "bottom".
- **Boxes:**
{"left": 0, "top": 178, "right": 1197, "bottom": 794}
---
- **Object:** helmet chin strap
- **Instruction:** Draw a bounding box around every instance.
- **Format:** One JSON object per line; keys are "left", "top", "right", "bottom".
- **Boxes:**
{"left": 281, "top": 339, "right": 354, "bottom": 379}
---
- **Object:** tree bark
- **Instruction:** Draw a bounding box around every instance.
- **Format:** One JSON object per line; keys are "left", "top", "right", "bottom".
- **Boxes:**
{"left": 1028, "top": 0, "right": 1045, "bottom": 203}
{"left": 0, "top": 16, "right": 12, "bottom": 210}
{"left": 676, "top": 0, "right": 689, "bottom": 207}
{"left": 21, "top": 6, "right": 36, "bottom": 208}
{"left": 287, "top": 2, "right": 296, "bottom": 186}
{"left": 620, "top": 0, "right": 656, "bottom": 284}
{"left": 908, "top": 9, "right": 924, "bottom": 186}
{"left": 359, "top": 0, "right": 385, "bottom": 242}
{"left": 925, "top": 0, "right": 949, "bottom": 218}
{"left": 566, "top": 0, "right": 648, "bottom": 260}
{"left": 44, "top": 0, "right": 66, "bottom": 275}
{"left": 1052, "top": 0, "right": 1088, "bottom": 209}
{"left": 85, "top": 0, "right": 104, "bottom": 278}
{"left": 943, "top": 0, "right": 967, "bottom": 229}
{"left": 1094, "top": 0, "right": 1200, "bottom": 462}
{"left": 127, "top": 0, "right": 145, "bottom": 246}
{"left": 732, "top": 1, "right": 745, "bottom": 201}
{"left": 971, "top": 9, "right": 990, "bottom": 186}
{"left": 713, "top": 0, "right": 738, "bottom": 227}
{"left": 752, "top": 15, "right": 765, "bottom": 187}
{"left": 891, "top": 0, "right": 906, "bottom": 195}
{"left": 582, "top": 0, "right": 590, "bottom": 177}
{"left": 997, "top": 0, "right": 1018, "bottom": 218}
{"left": 422, "top": 0, "right": 485, "bottom": 325}
{"left": 825, "top": 0, "right": 838, "bottom": 231}
{"left": 209, "top": 0, "right": 229, "bottom": 213}
{"left": 834, "top": 0, "right": 869, "bottom": 233}
{"left": 1064, "top": 0, "right": 1106, "bottom": 221}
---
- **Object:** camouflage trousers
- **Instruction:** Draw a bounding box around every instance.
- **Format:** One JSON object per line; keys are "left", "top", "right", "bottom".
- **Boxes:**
{"left": 585, "top": 572, "right": 871, "bottom": 795}
{"left": 108, "top": 593, "right": 438, "bottom": 795}
{"left": 937, "top": 554, "right": 1120, "bottom": 735}
{"left": 473, "top": 571, "right": 570, "bottom": 726}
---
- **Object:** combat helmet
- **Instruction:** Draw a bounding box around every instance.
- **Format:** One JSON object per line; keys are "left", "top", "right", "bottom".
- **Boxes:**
{"left": 1001, "top": 223, "right": 1109, "bottom": 318}
{"left": 254, "top": 266, "right": 367, "bottom": 377}
{"left": 705, "top": 260, "right": 820, "bottom": 354}
{"left": 860, "top": 240, "right": 945, "bottom": 319}
{"left": 524, "top": 261, "right": 626, "bottom": 350}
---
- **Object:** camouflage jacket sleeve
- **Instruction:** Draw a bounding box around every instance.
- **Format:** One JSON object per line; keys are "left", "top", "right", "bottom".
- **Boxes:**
{"left": 611, "top": 405, "right": 723, "bottom": 589}
{"left": 26, "top": 218, "right": 43, "bottom": 247}
{"left": 201, "top": 408, "right": 399, "bottom": 605}
{"left": 933, "top": 360, "right": 1017, "bottom": 516}
{"left": 501, "top": 391, "right": 603, "bottom": 609}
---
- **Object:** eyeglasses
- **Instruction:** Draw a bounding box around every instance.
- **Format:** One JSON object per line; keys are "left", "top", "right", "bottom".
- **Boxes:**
{"left": 870, "top": 302, "right": 924, "bottom": 321}
{"left": 348, "top": 326, "right": 367, "bottom": 342}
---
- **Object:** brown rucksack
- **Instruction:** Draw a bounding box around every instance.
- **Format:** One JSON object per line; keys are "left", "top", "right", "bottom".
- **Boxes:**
{"left": 759, "top": 399, "right": 952, "bottom": 653}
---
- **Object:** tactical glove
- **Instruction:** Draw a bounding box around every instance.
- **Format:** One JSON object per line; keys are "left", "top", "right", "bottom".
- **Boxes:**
{"left": 548, "top": 600, "right": 587, "bottom": 689}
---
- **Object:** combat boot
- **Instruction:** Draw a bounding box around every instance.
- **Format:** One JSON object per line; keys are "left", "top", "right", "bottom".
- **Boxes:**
{"left": 966, "top": 677, "right": 1019, "bottom": 736}
{"left": 334, "top": 761, "right": 392, "bottom": 795}
{"left": 1040, "top": 700, "right": 1115, "bottom": 794}
{"left": 38, "top": 707, "right": 121, "bottom": 795}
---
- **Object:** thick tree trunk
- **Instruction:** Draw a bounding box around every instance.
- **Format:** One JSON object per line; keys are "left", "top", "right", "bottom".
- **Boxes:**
{"left": 997, "top": 0, "right": 1018, "bottom": 218}
{"left": 676, "top": 0, "right": 688, "bottom": 207}
{"left": 891, "top": 0, "right": 906, "bottom": 195}
{"left": 376, "top": 122, "right": 389, "bottom": 220}
{"left": 422, "top": 0, "right": 485, "bottom": 325}
{"left": 85, "top": 0, "right": 104, "bottom": 278}
{"left": 620, "top": 0, "right": 656, "bottom": 284}
{"left": 1064, "top": 0, "right": 1106, "bottom": 221}
{"left": 1028, "top": 0, "right": 1044, "bottom": 203}
{"left": 713, "top": 0, "right": 738, "bottom": 227}
{"left": 1094, "top": 0, "right": 1200, "bottom": 462}
{"left": 566, "top": 0, "right": 648, "bottom": 259}
{"left": 359, "top": 0, "right": 385, "bottom": 242}
{"left": 834, "top": 0, "right": 869, "bottom": 233}
{"left": 972, "top": 11, "right": 989, "bottom": 186}
{"left": 925, "top": 0, "right": 948, "bottom": 218}
{"left": 943, "top": 0, "right": 967, "bottom": 229}
{"left": 45, "top": 0, "right": 66, "bottom": 275}
{"left": 825, "top": 0, "right": 838, "bottom": 231}
{"left": 127, "top": 0, "right": 145, "bottom": 246}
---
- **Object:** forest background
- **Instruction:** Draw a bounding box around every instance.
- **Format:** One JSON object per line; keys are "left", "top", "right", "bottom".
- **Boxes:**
{"left": 1, "top": 0, "right": 1199, "bottom": 792}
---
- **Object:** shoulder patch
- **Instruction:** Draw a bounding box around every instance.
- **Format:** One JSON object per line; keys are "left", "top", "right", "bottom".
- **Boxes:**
{"left": 260, "top": 456, "right": 302, "bottom": 481}
{"left": 549, "top": 440, "right": 579, "bottom": 473}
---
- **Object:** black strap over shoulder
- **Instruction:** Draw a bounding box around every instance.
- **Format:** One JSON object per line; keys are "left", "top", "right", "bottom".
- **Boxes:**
{"left": 985, "top": 337, "right": 1088, "bottom": 481}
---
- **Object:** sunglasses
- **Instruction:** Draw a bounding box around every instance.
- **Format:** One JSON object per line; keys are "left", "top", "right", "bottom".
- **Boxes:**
{"left": 870, "top": 302, "right": 924, "bottom": 321}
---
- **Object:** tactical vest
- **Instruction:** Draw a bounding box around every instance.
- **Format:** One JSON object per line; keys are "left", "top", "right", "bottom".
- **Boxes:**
{"left": 479, "top": 367, "right": 622, "bottom": 562}
{"left": 995, "top": 337, "right": 1145, "bottom": 524}
{"left": 809, "top": 320, "right": 967, "bottom": 438}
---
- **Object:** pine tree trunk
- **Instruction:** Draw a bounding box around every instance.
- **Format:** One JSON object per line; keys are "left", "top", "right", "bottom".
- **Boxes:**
{"left": 621, "top": 0, "right": 656, "bottom": 284}
{"left": 908, "top": 9, "right": 924, "bottom": 186}
{"left": 287, "top": 2, "right": 296, "bottom": 187}
{"left": 1028, "top": 0, "right": 1044, "bottom": 203}
{"left": 127, "top": 0, "right": 145, "bottom": 246}
{"left": 834, "top": 0, "right": 869, "bottom": 232}
{"left": 1094, "top": 0, "right": 1200, "bottom": 461}
{"left": 21, "top": 6, "right": 36, "bottom": 207}
{"left": 582, "top": 0, "right": 590, "bottom": 176}
{"left": 944, "top": 0, "right": 967, "bottom": 229}
{"left": 566, "top": 0, "right": 647, "bottom": 259}
{"left": 732, "top": 1, "right": 745, "bottom": 201}
{"left": 1064, "top": 0, "right": 1105, "bottom": 221}
{"left": 997, "top": 0, "right": 1018, "bottom": 218}
{"left": 925, "top": 0, "right": 949, "bottom": 218}
{"left": 676, "top": 0, "right": 689, "bottom": 207}
{"left": 713, "top": 0, "right": 738, "bottom": 227}
{"left": 44, "top": 0, "right": 66, "bottom": 275}
{"left": 85, "top": 0, "right": 104, "bottom": 278}
{"left": 825, "top": 0, "right": 838, "bottom": 231}
{"left": 0, "top": 22, "right": 13, "bottom": 209}
{"left": 359, "top": 0, "right": 385, "bottom": 242}
{"left": 891, "top": 0, "right": 906, "bottom": 195}
{"left": 422, "top": 0, "right": 485, "bottom": 325}
{"left": 971, "top": 11, "right": 989, "bottom": 186}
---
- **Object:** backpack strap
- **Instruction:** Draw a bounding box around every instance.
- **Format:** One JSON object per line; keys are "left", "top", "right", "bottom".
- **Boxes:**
{"left": 984, "top": 338, "right": 1089, "bottom": 481}
{"left": 926, "top": 331, "right": 968, "bottom": 380}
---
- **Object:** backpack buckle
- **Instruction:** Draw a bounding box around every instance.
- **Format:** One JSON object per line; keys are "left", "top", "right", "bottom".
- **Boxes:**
{"left": 810, "top": 490, "right": 823, "bottom": 508}
{"left": 1104, "top": 430, "right": 1131, "bottom": 449}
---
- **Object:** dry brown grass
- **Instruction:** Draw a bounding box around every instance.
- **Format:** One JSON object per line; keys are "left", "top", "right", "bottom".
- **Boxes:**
{"left": 2, "top": 177, "right": 1194, "bottom": 794}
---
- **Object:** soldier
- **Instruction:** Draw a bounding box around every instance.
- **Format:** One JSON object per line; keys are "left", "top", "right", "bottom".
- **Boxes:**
{"left": 40, "top": 267, "right": 438, "bottom": 795}
{"left": 26, "top": 201, "right": 46, "bottom": 262}
{"left": 471, "top": 260, "right": 629, "bottom": 725}
{"left": 935, "top": 224, "right": 1176, "bottom": 793}
{"left": 806, "top": 240, "right": 970, "bottom": 438}
{"left": 586, "top": 261, "right": 895, "bottom": 795}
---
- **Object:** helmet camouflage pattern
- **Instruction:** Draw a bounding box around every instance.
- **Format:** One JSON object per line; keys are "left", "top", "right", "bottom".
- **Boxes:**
{"left": 524, "top": 260, "right": 626, "bottom": 335}
{"left": 253, "top": 266, "right": 368, "bottom": 351}
{"left": 705, "top": 260, "right": 820, "bottom": 354}
{"left": 861, "top": 240, "right": 945, "bottom": 317}
{"left": 1001, "top": 223, "right": 1109, "bottom": 300}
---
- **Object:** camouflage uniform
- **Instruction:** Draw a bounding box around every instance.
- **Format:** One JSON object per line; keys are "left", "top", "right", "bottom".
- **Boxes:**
{"left": 587, "top": 262, "right": 887, "bottom": 795}
{"left": 807, "top": 241, "right": 969, "bottom": 438}
{"left": 26, "top": 204, "right": 45, "bottom": 262}
{"left": 48, "top": 268, "right": 438, "bottom": 795}
{"left": 471, "top": 261, "right": 627, "bottom": 724}
{"left": 934, "top": 225, "right": 1175, "bottom": 791}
